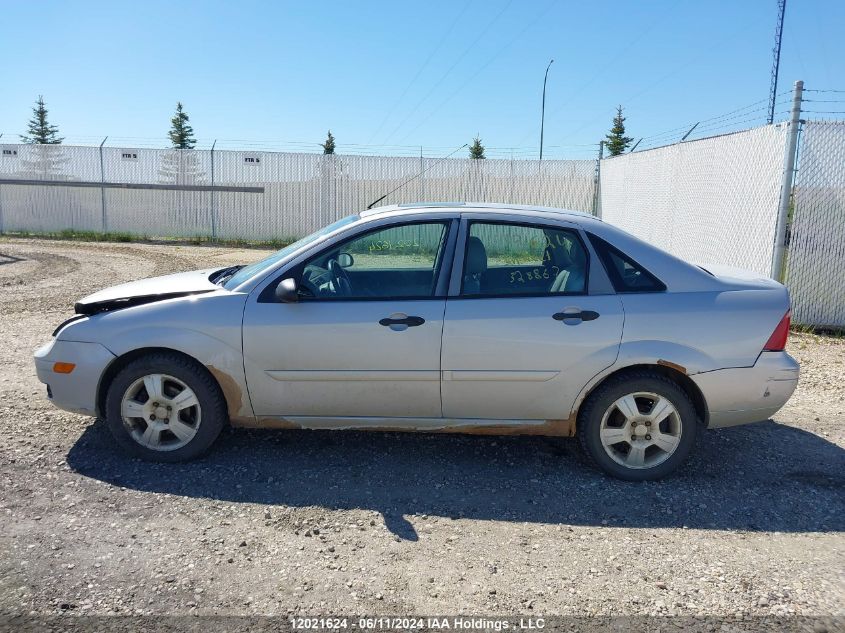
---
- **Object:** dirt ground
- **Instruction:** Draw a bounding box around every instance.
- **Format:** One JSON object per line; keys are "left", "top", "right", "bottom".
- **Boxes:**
{"left": 0, "top": 238, "right": 842, "bottom": 626}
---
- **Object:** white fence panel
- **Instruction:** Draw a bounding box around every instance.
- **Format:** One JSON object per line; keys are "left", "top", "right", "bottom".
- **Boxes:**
{"left": 0, "top": 146, "right": 596, "bottom": 240}
{"left": 786, "top": 121, "right": 845, "bottom": 327}
{"left": 599, "top": 125, "right": 789, "bottom": 275}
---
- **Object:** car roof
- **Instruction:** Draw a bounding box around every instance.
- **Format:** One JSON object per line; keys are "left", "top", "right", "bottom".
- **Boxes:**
{"left": 359, "top": 201, "right": 602, "bottom": 224}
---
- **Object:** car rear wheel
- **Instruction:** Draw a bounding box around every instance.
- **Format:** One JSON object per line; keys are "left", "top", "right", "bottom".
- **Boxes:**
{"left": 105, "top": 353, "right": 226, "bottom": 462}
{"left": 578, "top": 372, "right": 698, "bottom": 481}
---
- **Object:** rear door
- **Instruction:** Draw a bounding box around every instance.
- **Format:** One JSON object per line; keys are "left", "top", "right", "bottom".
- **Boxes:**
{"left": 441, "top": 217, "right": 624, "bottom": 422}
{"left": 242, "top": 218, "right": 455, "bottom": 420}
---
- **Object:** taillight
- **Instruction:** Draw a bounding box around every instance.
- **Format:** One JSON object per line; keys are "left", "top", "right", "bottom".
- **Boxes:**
{"left": 763, "top": 310, "right": 791, "bottom": 351}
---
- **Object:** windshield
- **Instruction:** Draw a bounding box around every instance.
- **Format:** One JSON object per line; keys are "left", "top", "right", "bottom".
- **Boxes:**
{"left": 222, "top": 215, "right": 359, "bottom": 290}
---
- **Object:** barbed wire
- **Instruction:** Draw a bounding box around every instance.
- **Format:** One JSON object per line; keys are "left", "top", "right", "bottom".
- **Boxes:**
{"left": 636, "top": 93, "right": 792, "bottom": 145}
{"left": 0, "top": 134, "right": 599, "bottom": 160}
{"left": 3, "top": 88, "right": 842, "bottom": 159}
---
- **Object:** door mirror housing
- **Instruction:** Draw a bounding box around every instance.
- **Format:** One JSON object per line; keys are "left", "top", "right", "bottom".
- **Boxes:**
{"left": 275, "top": 278, "right": 300, "bottom": 303}
{"left": 337, "top": 252, "right": 354, "bottom": 268}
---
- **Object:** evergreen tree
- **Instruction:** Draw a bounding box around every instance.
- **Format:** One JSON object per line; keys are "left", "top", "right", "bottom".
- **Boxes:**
{"left": 20, "top": 96, "right": 63, "bottom": 144}
{"left": 168, "top": 102, "right": 196, "bottom": 149}
{"left": 469, "top": 135, "right": 485, "bottom": 159}
{"left": 605, "top": 105, "right": 633, "bottom": 156}
{"left": 321, "top": 130, "right": 336, "bottom": 155}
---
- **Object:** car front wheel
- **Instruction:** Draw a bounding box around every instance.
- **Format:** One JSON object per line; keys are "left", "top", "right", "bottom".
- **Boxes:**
{"left": 578, "top": 371, "right": 698, "bottom": 481}
{"left": 104, "top": 353, "right": 226, "bottom": 462}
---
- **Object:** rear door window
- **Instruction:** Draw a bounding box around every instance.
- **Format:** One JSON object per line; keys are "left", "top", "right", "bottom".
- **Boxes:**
{"left": 460, "top": 222, "right": 588, "bottom": 296}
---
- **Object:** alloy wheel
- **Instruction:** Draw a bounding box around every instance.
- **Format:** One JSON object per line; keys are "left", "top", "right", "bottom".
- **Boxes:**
{"left": 598, "top": 391, "right": 682, "bottom": 470}
{"left": 120, "top": 373, "right": 202, "bottom": 451}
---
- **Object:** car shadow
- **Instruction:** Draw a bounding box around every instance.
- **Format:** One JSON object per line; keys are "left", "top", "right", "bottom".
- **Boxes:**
{"left": 66, "top": 419, "right": 845, "bottom": 540}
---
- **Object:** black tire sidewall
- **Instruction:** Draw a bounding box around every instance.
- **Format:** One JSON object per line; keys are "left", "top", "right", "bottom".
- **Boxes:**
{"left": 104, "top": 354, "right": 226, "bottom": 463}
{"left": 580, "top": 374, "right": 698, "bottom": 481}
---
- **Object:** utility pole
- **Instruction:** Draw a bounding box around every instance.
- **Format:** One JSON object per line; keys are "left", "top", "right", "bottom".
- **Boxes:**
{"left": 539, "top": 59, "right": 554, "bottom": 161}
{"left": 768, "top": 0, "right": 787, "bottom": 124}
{"left": 771, "top": 79, "right": 802, "bottom": 281}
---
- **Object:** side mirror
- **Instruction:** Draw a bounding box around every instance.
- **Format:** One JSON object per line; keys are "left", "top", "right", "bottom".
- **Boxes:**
{"left": 274, "top": 278, "right": 299, "bottom": 303}
{"left": 337, "top": 252, "right": 354, "bottom": 268}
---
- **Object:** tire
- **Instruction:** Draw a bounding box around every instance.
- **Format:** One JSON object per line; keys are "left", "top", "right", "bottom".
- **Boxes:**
{"left": 577, "top": 371, "right": 698, "bottom": 481}
{"left": 104, "top": 352, "right": 227, "bottom": 462}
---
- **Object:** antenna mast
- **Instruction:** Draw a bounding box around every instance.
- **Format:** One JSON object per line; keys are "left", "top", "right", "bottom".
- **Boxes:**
{"left": 768, "top": 0, "right": 786, "bottom": 124}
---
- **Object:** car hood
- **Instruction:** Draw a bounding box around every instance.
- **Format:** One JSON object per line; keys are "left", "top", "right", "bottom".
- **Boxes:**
{"left": 75, "top": 268, "right": 226, "bottom": 315}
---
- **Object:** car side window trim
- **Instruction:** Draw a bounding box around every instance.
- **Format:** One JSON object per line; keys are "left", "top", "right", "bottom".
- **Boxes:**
{"left": 257, "top": 219, "right": 457, "bottom": 303}
{"left": 450, "top": 219, "right": 591, "bottom": 299}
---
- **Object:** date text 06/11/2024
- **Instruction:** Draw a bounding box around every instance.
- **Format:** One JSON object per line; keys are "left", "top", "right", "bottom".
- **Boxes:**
{"left": 289, "top": 617, "right": 547, "bottom": 631}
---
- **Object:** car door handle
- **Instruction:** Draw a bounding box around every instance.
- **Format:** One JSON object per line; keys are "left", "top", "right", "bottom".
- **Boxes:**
{"left": 552, "top": 310, "right": 600, "bottom": 322}
{"left": 379, "top": 316, "right": 425, "bottom": 327}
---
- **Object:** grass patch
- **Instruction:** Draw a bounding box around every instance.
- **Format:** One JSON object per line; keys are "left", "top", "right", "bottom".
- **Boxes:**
{"left": 0, "top": 230, "right": 297, "bottom": 250}
{"left": 57, "top": 229, "right": 137, "bottom": 243}
{"left": 791, "top": 324, "right": 845, "bottom": 338}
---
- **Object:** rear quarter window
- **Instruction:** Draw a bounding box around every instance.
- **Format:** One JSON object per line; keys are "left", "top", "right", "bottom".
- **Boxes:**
{"left": 588, "top": 234, "right": 666, "bottom": 293}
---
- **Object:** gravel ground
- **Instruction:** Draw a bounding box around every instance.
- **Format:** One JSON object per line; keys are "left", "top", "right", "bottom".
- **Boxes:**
{"left": 0, "top": 238, "right": 843, "bottom": 627}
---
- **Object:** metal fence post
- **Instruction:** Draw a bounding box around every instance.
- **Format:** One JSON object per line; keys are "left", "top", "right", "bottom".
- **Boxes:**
{"left": 0, "top": 134, "right": 3, "bottom": 232}
{"left": 509, "top": 151, "right": 515, "bottom": 203}
{"left": 771, "top": 79, "right": 803, "bottom": 281}
{"left": 99, "top": 137, "right": 108, "bottom": 232}
{"left": 419, "top": 147, "right": 424, "bottom": 201}
{"left": 0, "top": 133, "right": 4, "bottom": 234}
{"left": 210, "top": 140, "right": 217, "bottom": 241}
{"left": 592, "top": 141, "right": 604, "bottom": 218}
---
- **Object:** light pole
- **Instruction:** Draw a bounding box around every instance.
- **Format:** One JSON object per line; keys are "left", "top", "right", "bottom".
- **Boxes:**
{"left": 539, "top": 59, "right": 554, "bottom": 161}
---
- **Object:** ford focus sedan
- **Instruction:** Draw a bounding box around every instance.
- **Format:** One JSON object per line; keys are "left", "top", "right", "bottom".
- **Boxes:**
{"left": 34, "top": 203, "right": 799, "bottom": 480}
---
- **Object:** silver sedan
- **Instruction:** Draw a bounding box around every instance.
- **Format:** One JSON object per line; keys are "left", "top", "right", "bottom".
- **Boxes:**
{"left": 34, "top": 203, "right": 799, "bottom": 480}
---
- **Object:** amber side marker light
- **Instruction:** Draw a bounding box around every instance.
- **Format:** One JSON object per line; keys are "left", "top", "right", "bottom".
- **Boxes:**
{"left": 53, "top": 362, "right": 76, "bottom": 374}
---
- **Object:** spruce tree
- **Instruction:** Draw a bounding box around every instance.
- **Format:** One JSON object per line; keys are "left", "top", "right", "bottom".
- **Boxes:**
{"left": 605, "top": 105, "right": 633, "bottom": 156}
{"left": 20, "top": 96, "right": 63, "bottom": 144}
{"left": 168, "top": 102, "right": 196, "bottom": 149}
{"left": 321, "top": 130, "right": 336, "bottom": 155}
{"left": 469, "top": 135, "right": 485, "bottom": 159}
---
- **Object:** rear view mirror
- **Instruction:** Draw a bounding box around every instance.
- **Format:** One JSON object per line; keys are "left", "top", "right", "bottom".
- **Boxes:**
{"left": 274, "top": 278, "right": 299, "bottom": 303}
{"left": 337, "top": 252, "right": 354, "bottom": 268}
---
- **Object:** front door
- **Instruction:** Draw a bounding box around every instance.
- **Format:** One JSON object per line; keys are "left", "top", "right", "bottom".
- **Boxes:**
{"left": 441, "top": 219, "right": 624, "bottom": 421}
{"left": 242, "top": 220, "right": 453, "bottom": 421}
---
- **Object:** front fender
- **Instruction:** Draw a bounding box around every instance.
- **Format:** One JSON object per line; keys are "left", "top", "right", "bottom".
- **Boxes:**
{"left": 58, "top": 292, "right": 254, "bottom": 423}
{"left": 100, "top": 326, "right": 255, "bottom": 422}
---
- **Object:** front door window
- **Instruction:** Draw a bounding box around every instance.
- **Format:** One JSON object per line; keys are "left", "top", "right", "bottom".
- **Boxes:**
{"left": 299, "top": 222, "right": 450, "bottom": 299}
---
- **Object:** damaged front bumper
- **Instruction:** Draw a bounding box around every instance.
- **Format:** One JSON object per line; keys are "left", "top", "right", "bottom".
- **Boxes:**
{"left": 34, "top": 339, "right": 116, "bottom": 416}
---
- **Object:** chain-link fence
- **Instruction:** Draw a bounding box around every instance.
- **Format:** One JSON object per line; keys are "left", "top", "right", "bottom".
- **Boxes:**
{"left": 0, "top": 145, "right": 596, "bottom": 240}
{"left": 599, "top": 124, "right": 789, "bottom": 276}
{"left": 786, "top": 121, "right": 845, "bottom": 327}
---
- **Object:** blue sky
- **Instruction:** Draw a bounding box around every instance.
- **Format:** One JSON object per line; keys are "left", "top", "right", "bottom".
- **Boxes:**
{"left": 1, "top": 0, "right": 842, "bottom": 158}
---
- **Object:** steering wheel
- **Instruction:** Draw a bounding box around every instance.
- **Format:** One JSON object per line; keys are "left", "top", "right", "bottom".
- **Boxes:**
{"left": 327, "top": 258, "right": 353, "bottom": 296}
